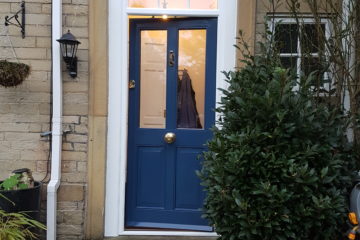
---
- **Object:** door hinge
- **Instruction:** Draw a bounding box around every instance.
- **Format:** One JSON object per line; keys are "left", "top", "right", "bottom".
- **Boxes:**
{"left": 163, "top": 109, "right": 166, "bottom": 118}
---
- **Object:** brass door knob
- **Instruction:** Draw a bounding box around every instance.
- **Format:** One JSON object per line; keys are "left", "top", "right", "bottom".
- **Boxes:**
{"left": 164, "top": 132, "right": 176, "bottom": 144}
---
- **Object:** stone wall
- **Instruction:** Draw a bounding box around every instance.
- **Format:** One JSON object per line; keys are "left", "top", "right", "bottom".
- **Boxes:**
{"left": 0, "top": 0, "right": 89, "bottom": 239}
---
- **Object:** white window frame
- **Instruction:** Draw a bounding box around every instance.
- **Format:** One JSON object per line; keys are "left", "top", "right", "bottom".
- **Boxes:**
{"left": 105, "top": 0, "right": 237, "bottom": 237}
{"left": 268, "top": 16, "right": 332, "bottom": 91}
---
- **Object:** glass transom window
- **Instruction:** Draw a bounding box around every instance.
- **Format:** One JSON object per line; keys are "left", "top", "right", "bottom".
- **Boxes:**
{"left": 128, "top": 0, "right": 217, "bottom": 9}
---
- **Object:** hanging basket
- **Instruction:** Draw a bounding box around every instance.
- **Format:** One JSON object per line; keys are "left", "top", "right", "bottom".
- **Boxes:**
{"left": 0, "top": 60, "right": 30, "bottom": 87}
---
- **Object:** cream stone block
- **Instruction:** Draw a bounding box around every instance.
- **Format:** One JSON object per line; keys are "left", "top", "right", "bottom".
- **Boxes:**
{"left": 5, "top": 132, "right": 40, "bottom": 141}
{"left": 36, "top": 160, "right": 47, "bottom": 172}
{"left": 74, "top": 143, "right": 87, "bottom": 152}
{"left": 66, "top": 15, "right": 88, "bottom": 27}
{"left": 62, "top": 142, "right": 74, "bottom": 151}
{"left": 72, "top": 0, "right": 88, "bottom": 5}
{"left": 63, "top": 4, "right": 88, "bottom": 15}
{"left": 0, "top": 3, "right": 10, "bottom": 13}
{"left": 0, "top": 36, "right": 36, "bottom": 48}
{"left": 58, "top": 184, "right": 85, "bottom": 201}
{"left": 0, "top": 122, "right": 30, "bottom": 132}
{"left": 24, "top": 25, "right": 51, "bottom": 37}
{"left": 58, "top": 202, "right": 79, "bottom": 210}
{"left": 63, "top": 27, "right": 88, "bottom": 38}
{"left": 63, "top": 116, "right": 81, "bottom": 124}
{"left": 61, "top": 172, "right": 86, "bottom": 183}
{"left": 57, "top": 224, "right": 83, "bottom": 236}
{"left": 77, "top": 161, "right": 86, "bottom": 172}
{"left": 63, "top": 104, "right": 89, "bottom": 116}
{"left": 0, "top": 104, "right": 10, "bottom": 114}
{"left": 25, "top": 14, "right": 51, "bottom": 25}
{"left": 9, "top": 103, "right": 40, "bottom": 114}
{"left": 28, "top": 123, "right": 43, "bottom": 132}
{"left": 64, "top": 93, "right": 88, "bottom": 104}
{"left": 65, "top": 134, "right": 88, "bottom": 143}
{"left": 61, "top": 160, "right": 77, "bottom": 172}
{"left": 41, "top": 4, "right": 51, "bottom": 14}
{"left": 12, "top": 3, "right": 41, "bottom": 13}
{"left": 74, "top": 124, "right": 88, "bottom": 134}
{"left": 22, "top": 59, "right": 51, "bottom": 71}
{"left": 77, "top": 38, "right": 88, "bottom": 50}
{"left": 35, "top": 37, "right": 51, "bottom": 48}
{"left": 63, "top": 81, "right": 88, "bottom": 93}
{"left": 20, "top": 150, "right": 48, "bottom": 161}
{"left": 11, "top": 141, "right": 47, "bottom": 150}
{"left": 0, "top": 114, "right": 49, "bottom": 123}
{"left": 27, "top": 70, "right": 49, "bottom": 81}
{"left": 62, "top": 151, "right": 87, "bottom": 161}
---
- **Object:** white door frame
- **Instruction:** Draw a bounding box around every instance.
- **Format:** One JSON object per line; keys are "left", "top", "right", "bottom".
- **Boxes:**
{"left": 105, "top": 0, "right": 238, "bottom": 236}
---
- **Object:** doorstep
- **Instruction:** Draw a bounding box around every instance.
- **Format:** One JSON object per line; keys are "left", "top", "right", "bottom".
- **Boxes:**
{"left": 104, "top": 236, "right": 217, "bottom": 240}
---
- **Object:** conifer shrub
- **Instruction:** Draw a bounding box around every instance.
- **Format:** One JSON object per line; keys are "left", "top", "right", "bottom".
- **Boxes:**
{"left": 199, "top": 46, "right": 357, "bottom": 240}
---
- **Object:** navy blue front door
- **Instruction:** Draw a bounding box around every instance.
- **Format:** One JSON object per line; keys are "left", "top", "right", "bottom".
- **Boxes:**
{"left": 126, "top": 18, "right": 217, "bottom": 231}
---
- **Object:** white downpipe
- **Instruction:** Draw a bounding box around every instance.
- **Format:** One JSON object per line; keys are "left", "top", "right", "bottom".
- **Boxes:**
{"left": 47, "top": 0, "right": 62, "bottom": 239}
{"left": 342, "top": 0, "right": 354, "bottom": 141}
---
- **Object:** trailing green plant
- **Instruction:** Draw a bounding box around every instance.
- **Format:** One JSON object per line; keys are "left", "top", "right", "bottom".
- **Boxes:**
{"left": 199, "top": 40, "right": 357, "bottom": 239}
{"left": 0, "top": 209, "right": 46, "bottom": 240}
{"left": 0, "top": 60, "right": 30, "bottom": 88}
{"left": 0, "top": 174, "right": 29, "bottom": 191}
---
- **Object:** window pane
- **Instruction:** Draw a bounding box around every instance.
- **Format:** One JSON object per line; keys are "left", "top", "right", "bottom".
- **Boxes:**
{"left": 280, "top": 57, "right": 297, "bottom": 71}
{"left": 275, "top": 24, "right": 298, "bottom": 53}
{"left": 129, "top": 0, "right": 158, "bottom": 8}
{"left": 301, "top": 24, "right": 326, "bottom": 54}
{"left": 177, "top": 30, "right": 206, "bottom": 129}
{"left": 140, "top": 30, "right": 167, "bottom": 128}
{"left": 190, "top": 0, "right": 217, "bottom": 9}
{"left": 301, "top": 57, "right": 326, "bottom": 85}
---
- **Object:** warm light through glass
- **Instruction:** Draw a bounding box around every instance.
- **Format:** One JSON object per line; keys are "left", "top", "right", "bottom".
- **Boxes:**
{"left": 128, "top": 0, "right": 218, "bottom": 9}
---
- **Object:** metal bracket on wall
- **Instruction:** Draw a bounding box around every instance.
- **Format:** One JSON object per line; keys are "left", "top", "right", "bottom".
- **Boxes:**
{"left": 5, "top": 1, "right": 25, "bottom": 38}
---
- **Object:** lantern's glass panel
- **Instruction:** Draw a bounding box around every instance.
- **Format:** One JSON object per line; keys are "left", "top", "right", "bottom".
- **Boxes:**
{"left": 177, "top": 29, "right": 206, "bottom": 129}
{"left": 61, "top": 43, "right": 76, "bottom": 58}
{"left": 128, "top": 0, "right": 218, "bottom": 9}
{"left": 139, "top": 30, "right": 167, "bottom": 129}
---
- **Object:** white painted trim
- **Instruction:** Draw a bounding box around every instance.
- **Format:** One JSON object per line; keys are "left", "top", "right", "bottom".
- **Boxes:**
{"left": 126, "top": 8, "right": 219, "bottom": 17}
{"left": 215, "top": 0, "right": 237, "bottom": 121}
{"left": 120, "top": 231, "right": 218, "bottom": 236}
{"left": 105, "top": 0, "right": 238, "bottom": 237}
{"left": 105, "top": 0, "right": 128, "bottom": 236}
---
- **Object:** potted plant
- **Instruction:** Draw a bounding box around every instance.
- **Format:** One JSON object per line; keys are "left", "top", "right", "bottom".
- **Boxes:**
{"left": 0, "top": 60, "right": 30, "bottom": 87}
{"left": 0, "top": 209, "right": 46, "bottom": 239}
{"left": 0, "top": 169, "right": 42, "bottom": 221}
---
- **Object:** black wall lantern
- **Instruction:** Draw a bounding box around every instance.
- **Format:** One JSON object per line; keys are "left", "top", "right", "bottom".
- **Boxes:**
{"left": 57, "top": 30, "right": 81, "bottom": 78}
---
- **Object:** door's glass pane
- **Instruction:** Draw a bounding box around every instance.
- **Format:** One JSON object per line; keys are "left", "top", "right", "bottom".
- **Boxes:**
{"left": 275, "top": 24, "right": 298, "bottom": 53}
{"left": 140, "top": 30, "right": 167, "bottom": 128}
{"left": 177, "top": 30, "right": 206, "bottom": 129}
{"left": 129, "top": 0, "right": 158, "bottom": 8}
{"left": 190, "top": 0, "right": 217, "bottom": 9}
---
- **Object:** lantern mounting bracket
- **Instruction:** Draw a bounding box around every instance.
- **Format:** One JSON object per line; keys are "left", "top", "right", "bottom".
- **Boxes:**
{"left": 5, "top": 1, "right": 25, "bottom": 39}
